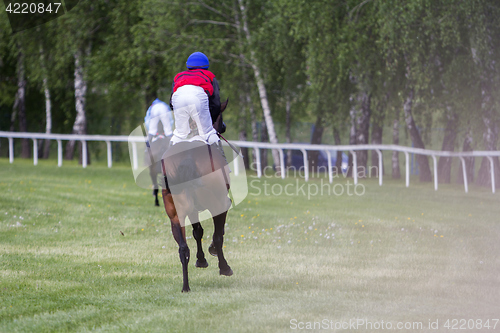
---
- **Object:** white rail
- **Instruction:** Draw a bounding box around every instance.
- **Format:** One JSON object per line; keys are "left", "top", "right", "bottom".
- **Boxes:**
{"left": 0, "top": 131, "right": 144, "bottom": 169}
{"left": 1, "top": 131, "right": 499, "bottom": 193}
{"left": 231, "top": 141, "right": 500, "bottom": 194}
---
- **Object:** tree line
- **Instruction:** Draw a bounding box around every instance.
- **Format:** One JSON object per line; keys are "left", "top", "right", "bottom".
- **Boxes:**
{"left": 0, "top": 0, "right": 499, "bottom": 188}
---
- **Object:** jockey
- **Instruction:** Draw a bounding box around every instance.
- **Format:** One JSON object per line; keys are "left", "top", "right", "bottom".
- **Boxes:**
{"left": 145, "top": 98, "right": 174, "bottom": 140}
{"left": 144, "top": 97, "right": 174, "bottom": 203}
{"left": 170, "top": 52, "right": 225, "bottom": 146}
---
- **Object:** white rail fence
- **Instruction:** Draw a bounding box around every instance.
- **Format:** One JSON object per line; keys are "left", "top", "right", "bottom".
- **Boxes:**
{"left": 1, "top": 131, "right": 499, "bottom": 194}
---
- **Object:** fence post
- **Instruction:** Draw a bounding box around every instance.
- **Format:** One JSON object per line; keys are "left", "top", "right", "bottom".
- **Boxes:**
{"left": 33, "top": 139, "right": 38, "bottom": 166}
{"left": 326, "top": 150, "right": 333, "bottom": 184}
{"left": 487, "top": 156, "right": 496, "bottom": 194}
{"left": 301, "top": 149, "right": 309, "bottom": 182}
{"left": 255, "top": 147, "right": 261, "bottom": 178}
{"left": 404, "top": 151, "right": 410, "bottom": 187}
{"left": 278, "top": 148, "right": 285, "bottom": 179}
{"left": 57, "top": 140, "right": 63, "bottom": 167}
{"left": 350, "top": 150, "right": 358, "bottom": 185}
{"left": 81, "top": 140, "right": 87, "bottom": 168}
{"left": 132, "top": 142, "right": 138, "bottom": 170}
{"left": 459, "top": 157, "right": 468, "bottom": 193}
{"left": 233, "top": 149, "right": 239, "bottom": 177}
{"left": 375, "top": 149, "right": 383, "bottom": 186}
{"left": 106, "top": 141, "right": 112, "bottom": 168}
{"left": 8, "top": 137, "right": 14, "bottom": 163}
{"left": 432, "top": 155, "right": 438, "bottom": 191}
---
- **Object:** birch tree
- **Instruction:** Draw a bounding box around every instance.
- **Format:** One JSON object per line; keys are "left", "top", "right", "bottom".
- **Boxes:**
{"left": 467, "top": 0, "right": 500, "bottom": 189}
{"left": 34, "top": 26, "right": 53, "bottom": 158}
{"left": 65, "top": 48, "right": 88, "bottom": 161}
{"left": 15, "top": 41, "right": 30, "bottom": 158}
{"left": 376, "top": 0, "right": 435, "bottom": 182}
{"left": 57, "top": 0, "right": 112, "bottom": 162}
{"left": 237, "top": 0, "right": 281, "bottom": 171}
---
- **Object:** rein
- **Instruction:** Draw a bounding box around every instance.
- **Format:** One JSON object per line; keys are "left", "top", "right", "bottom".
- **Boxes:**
{"left": 217, "top": 133, "right": 243, "bottom": 158}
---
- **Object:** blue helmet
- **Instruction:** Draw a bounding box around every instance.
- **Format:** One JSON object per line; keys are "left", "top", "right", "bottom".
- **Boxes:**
{"left": 186, "top": 52, "right": 209, "bottom": 69}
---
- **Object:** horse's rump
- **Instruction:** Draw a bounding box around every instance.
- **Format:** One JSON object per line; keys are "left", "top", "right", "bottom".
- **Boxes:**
{"left": 162, "top": 141, "right": 231, "bottom": 223}
{"left": 162, "top": 141, "right": 227, "bottom": 186}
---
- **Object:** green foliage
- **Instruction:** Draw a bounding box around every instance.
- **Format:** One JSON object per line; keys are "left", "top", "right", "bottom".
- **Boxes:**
{"left": 0, "top": 0, "right": 499, "bottom": 150}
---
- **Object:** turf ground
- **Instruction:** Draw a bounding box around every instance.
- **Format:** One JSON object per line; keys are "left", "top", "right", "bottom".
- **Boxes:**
{"left": 0, "top": 158, "right": 499, "bottom": 332}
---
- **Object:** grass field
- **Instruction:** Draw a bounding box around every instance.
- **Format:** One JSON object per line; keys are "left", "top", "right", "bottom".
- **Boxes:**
{"left": 1, "top": 158, "right": 499, "bottom": 332}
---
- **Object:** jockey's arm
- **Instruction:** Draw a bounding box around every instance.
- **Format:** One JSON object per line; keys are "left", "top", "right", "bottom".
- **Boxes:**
{"left": 209, "top": 77, "right": 221, "bottom": 124}
{"left": 169, "top": 81, "right": 175, "bottom": 110}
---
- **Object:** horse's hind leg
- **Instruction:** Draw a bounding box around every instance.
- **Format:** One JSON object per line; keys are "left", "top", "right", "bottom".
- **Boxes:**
{"left": 153, "top": 189, "right": 159, "bottom": 206}
{"left": 150, "top": 164, "right": 160, "bottom": 206}
{"left": 191, "top": 220, "right": 209, "bottom": 268}
{"left": 162, "top": 189, "right": 190, "bottom": 292}
{"left": 212, "top": 211, "right": 233, "bottom": 276}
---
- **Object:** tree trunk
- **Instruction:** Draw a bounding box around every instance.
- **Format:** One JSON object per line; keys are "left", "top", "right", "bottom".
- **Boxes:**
{"left": 434, "top": 53, "right": 457, "bottom": 183}
{"left": 309, "top": 113, "right": 324, "bottom": 173}
{"left": 234, "top": 8, "right": 251, "bottom": 170}
{"left": 260, "top": 121, "right": 268, "bottom": 174}
{"left": 65, "top": 49, "right": 89, "bottom": 164}
{"left": 285, "top": 97, "right": 292, "bottom": 167}
{"left": 371, "top": 95, "right": 386, "bottom": 177}
{"left": 437, "top": 109, "right": 458, "bottom": 183}
{"left": 476, "top": 112, "right": 499, "bottom": 188}
{"left": 457, "top": 129, "right": 474, "bottom": 184}
{"left": 475, "top": 83, "right": 499, "bottom": 188}
{"left": 471, "top": 24, "right": 499, "bottom": 188}
{"left": 371, "top": 121, "right": 383, "bottom": 177}
{"left": 238, "top": 90, "right": 249, "bottom": 169}
{"left": 355, "top": 91, "right": 371, "bottom": 176}
{"left": 238, "top": 0, "right": 281, "bottom": 173}
{"left": 16, "top": 48, "right": 30, "bottom": 158}
{"left": 35, "top": 29, "right": 52, "bottom": 158}
{"left": 10, "top": 92, "right": 18, "bottom": 132}
{"left": 42, "top": 76, "right": 52, "bottom": 159}
{"left": 392, "top": 118, "right": 401, "bottom": 179}
{"left": 347, "top": 105, "right": 357, "bottom": 177}
{"left": 333, "top": 127, "right": 342, "bottom": 171}
{"left": 247, "top": 90, "right": 258, "bottom": 171}
{"left": 403, "top": 88, "right": 432, "bottom": 182}
{"left": 40, "top": 41, "right": 52, "bottom": 159}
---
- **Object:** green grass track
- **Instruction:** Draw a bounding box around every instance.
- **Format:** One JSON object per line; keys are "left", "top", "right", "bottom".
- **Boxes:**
{"left": 0, "top": 158, "right": 499, "bottom": 332}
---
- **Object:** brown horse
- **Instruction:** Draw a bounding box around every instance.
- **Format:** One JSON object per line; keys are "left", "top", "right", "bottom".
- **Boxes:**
{"left": 161, "top": 100, "right": 232, "bottom": 292}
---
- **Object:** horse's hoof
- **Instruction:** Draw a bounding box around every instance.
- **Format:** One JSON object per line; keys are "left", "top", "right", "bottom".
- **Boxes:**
{"left": 155, "top": 201, "right": 160, "bottom": 207}
{"left": 219, "top": 267, "right": 233, "bottom": 276}
{"left": 182, "top": 287, "right": 191, "bottom": 292}
{"left": 195, "top": 259, "right": 208, "bottom": 268}
{"left": 208, "top": 242, "right": 217, "bottom": 257}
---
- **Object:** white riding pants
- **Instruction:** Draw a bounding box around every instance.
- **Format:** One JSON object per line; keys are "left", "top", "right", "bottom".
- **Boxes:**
{"left": 171, "top": 85, "right": 219, "bottom": 145}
